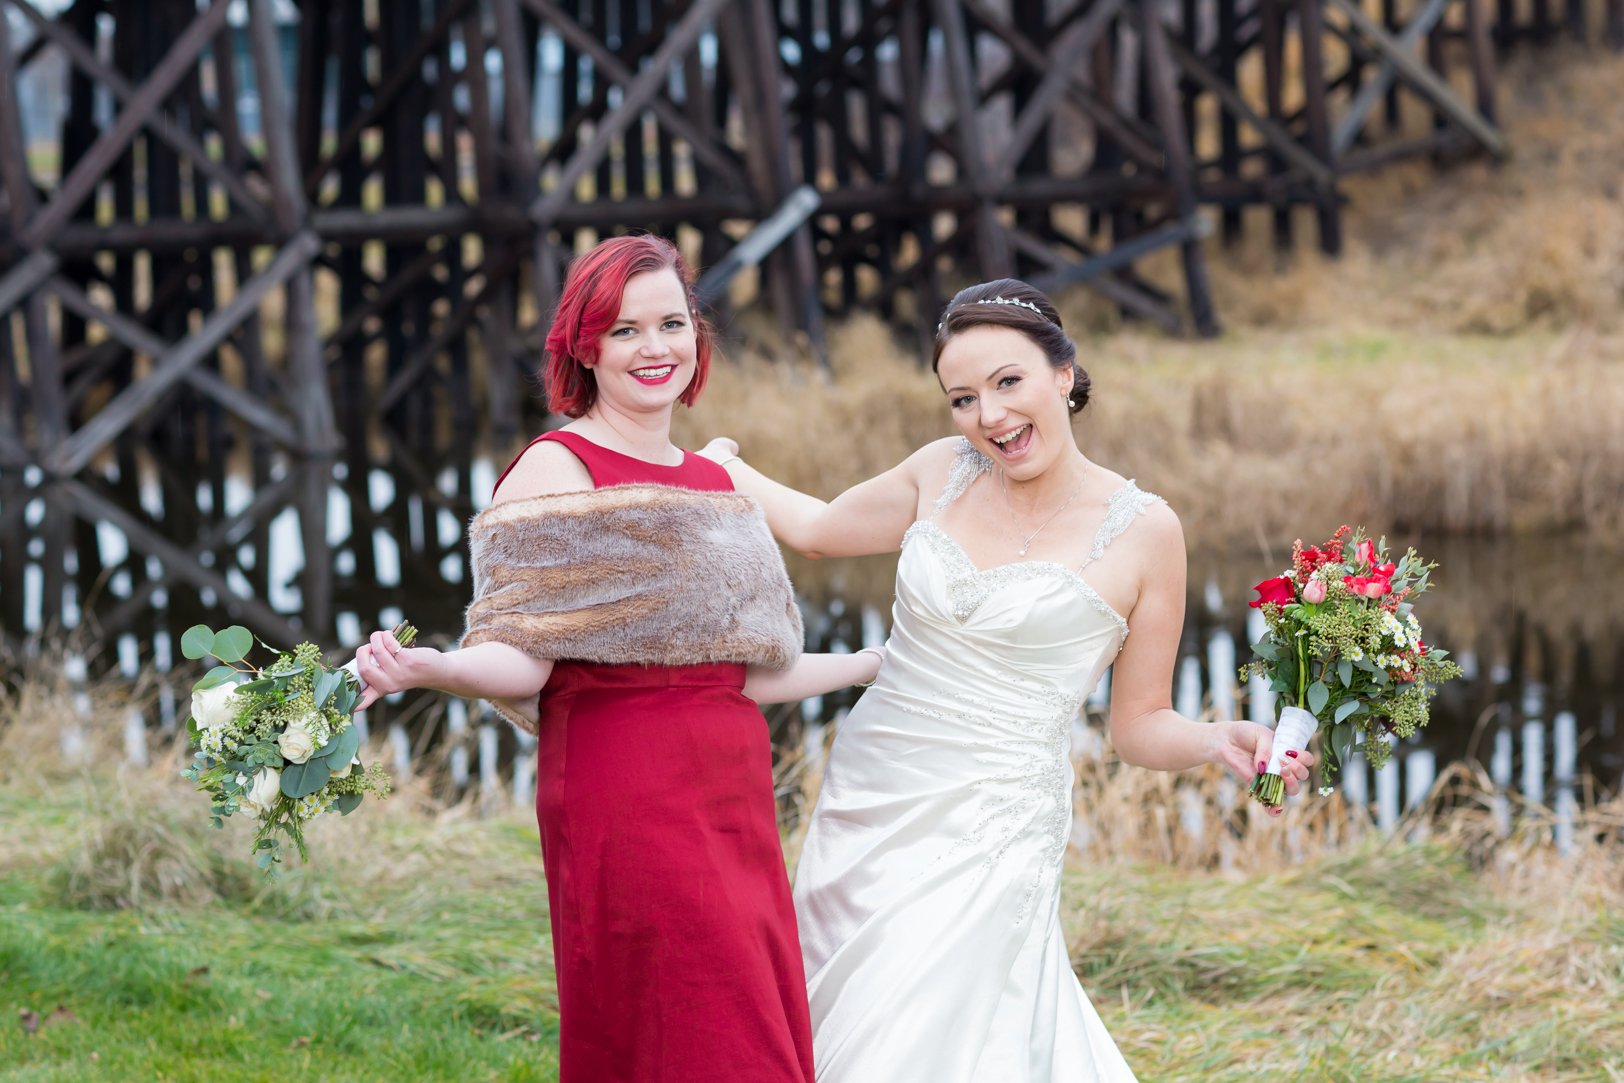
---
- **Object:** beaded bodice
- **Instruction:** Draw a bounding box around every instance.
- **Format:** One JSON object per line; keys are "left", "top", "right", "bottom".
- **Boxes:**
{"left": 901, "top": 438, "right": 1163, "bottom": 636}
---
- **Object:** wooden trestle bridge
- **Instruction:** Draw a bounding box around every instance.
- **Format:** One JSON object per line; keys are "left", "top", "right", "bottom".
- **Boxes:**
{"left": 0, "top": 0, "right": 1596, "bottom": 658}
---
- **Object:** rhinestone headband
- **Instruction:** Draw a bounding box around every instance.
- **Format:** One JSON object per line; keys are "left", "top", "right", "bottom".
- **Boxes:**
{"left": 937, "top": 295, "right": 1047, "bottom": 333}
{"left": 975, "top": 296, "right": 1043, "bottom": 316}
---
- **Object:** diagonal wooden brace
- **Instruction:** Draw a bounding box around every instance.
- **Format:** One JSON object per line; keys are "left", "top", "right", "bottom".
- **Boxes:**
{"left": 1325, "top": 0, "right": 1509, "bottom": 158}
{"left": 18, "top": 0, "right": 233, "bottom": 250}
{"left": 529, "top": 0, "right": 735, "bottom": 225}
{"left": 41, "top": 230, "right": 322, "bottom": 478}
{"left": 1162, "top": 33, "right": 1337, "bottom": 190}
{"left": 1331, "top": 0, "right": 1453, "bottom": 156}
{"left": 46, "top": 277, "right": 302, "bottom": 448}
{"left": 520, "top": 0, "right": 754, "bottom": 196}
{"left": 56, "top": 478, "right": 302, "bottom": 647}
{"left": 997, "top": 0, "right": 1126, "bottom": 186}
{"left": 7, "top": 0, "right": 268, "bottom": 222}
{"left": 0, "top": 249, "right": 58, "bottom": 319}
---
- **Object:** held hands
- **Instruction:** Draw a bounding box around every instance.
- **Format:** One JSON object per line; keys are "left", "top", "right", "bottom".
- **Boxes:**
{"left": 1209, "top": 720, "right": 1316, "bottom": 818}
{"left": 697, "top": 436, "right": 739, "bottom": 464}
{"left": 353, "top": 629, "right": 441, "bottom": 711}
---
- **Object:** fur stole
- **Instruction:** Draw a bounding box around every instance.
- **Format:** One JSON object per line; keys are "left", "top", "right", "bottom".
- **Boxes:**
{"left": 462, "top": 483, "right": 803, "bottom": 697}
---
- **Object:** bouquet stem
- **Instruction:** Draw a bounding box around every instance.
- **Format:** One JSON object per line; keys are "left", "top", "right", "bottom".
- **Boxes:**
{"left": 1249, "top": 705, "right": 1319, "bottom": 810}
{"left": 1250, "top": 772, "right": 1285, "bottom": 807}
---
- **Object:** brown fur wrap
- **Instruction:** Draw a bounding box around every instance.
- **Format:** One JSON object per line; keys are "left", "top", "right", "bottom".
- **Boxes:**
{"left": 462, "top": 483, "right": 803, "bottom": 690}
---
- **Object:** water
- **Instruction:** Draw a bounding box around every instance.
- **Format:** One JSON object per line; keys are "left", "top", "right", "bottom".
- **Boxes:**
{"left": 4, "top": 452, "right": 1621, "bottom": 808}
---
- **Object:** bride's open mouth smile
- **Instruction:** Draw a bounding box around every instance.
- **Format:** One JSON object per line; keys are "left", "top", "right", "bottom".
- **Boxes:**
{"left": 987, "top": 423, "right": 1035, "bottom": 460}
{"left": 630, "top": 364, "right": 677, "bottom": 385}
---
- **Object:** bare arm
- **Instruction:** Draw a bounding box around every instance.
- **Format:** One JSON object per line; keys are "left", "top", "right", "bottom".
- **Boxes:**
{"left": 355, "top": 633, "right": 553, "bottom": 709}
{"left": 348, "top": 448, "right": 587, "bottom": 721}
{"left": 742, "top": 648, "right": 884, "bottom": 704}
{"left": 1104, "top": 506, "right": 1314, "bottom": 816}
{"left": 700, "top": 437, "right": 952, "bottom": 559}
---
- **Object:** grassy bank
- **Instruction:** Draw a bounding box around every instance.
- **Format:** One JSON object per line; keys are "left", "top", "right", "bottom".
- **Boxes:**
{"left": 4, "top": 667, "right": 1622, "bottom": 1081}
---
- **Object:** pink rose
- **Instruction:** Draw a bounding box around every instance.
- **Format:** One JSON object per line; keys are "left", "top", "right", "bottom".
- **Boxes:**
{"left": 1355, "top": 540, "right": 1376, "bottom": 567}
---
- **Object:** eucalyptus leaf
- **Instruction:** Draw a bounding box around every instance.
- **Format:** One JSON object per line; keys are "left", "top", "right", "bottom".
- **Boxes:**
{"left": 279, "top": 759, "right": 332, "bottom": 799}
{"left": 321, "top": 725, "right": 360, "bottom": 769}
{"left": 314, "top": 670, "right": 341, "bottom": 709}
{"left": 1331, "top": 722, "right": 1354, "bottom": 775}
{"left": 235, "top": 677, "right": 278, "bottom": 694}
{"left": 212, "top": 626, "right": 254, "bottom": 664}
{"left": 336, "top": 792, "right": 363, "bottom": 816}
{"left": 1307, "top": 680, "right": 1330, "bottom": 716}
{"left": 256, "top": 852, "right": 274, "bottom": 869}
{"left": 1334, "top": 699, "right": 1364, "bottom": 723}
{"left": 1338, "top": 659, "right": 1354, "bottom": 687}
{"left": 180, "top": 625, "right": 216, "bottom": 660}
{"left": 1250, "top": 641, "right": 1280, "bottom": 661}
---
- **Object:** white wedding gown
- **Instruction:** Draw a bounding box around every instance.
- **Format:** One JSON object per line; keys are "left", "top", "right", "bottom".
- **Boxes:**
{"left": 794, "top": 440, "right": 1159, "bottom": 1083}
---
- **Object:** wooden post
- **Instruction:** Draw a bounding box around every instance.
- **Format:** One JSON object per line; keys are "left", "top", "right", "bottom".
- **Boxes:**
{"left": 931, "top": 0, "right": 1013, "bottom": 280}
{"left": 1296, "top": 0, "right": 1343, "bottom": 255}
{"left": 1464, "top": 0, "right": 1498, "bottom": 123}
{"left": 1259, "top": 0, "right": 1293, "bottom": 254}
{"left": 1139, "top": 0, "right": 1218, "bottom": 335}
{"left": 250, "top": 0, "right": 338, "bottom": 454}
{"left": 1610, "top": 0, "right": 1624, "bottom": 49}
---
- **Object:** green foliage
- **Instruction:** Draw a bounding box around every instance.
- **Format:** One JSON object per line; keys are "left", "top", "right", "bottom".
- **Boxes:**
{"left": 180, "top": 632, "right": 399, "bottom": 880}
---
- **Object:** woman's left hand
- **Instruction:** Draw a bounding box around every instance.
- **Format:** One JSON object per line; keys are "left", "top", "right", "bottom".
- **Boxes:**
{"left": 697, "top": 436, "right": 739, "bottom": 464}
{"left": 1209, "top": 720, "right": 1317, "bottom": 817}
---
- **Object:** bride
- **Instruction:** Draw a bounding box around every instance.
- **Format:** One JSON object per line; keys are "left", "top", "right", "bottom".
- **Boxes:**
{"left": 702, "top": 279, "right": 1314, "bottom": 1082}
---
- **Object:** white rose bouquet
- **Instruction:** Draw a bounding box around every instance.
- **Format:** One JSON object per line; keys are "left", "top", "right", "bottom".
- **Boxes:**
{"left": 178, "top": 623, "right": 413, "bottom": 876}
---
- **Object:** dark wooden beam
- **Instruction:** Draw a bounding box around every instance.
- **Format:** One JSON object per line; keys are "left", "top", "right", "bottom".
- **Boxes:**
{"left": 18, "top": 0, "right": 233, "bottom": 250}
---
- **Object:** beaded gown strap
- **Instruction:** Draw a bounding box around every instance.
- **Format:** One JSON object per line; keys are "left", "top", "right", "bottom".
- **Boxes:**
{"left": 929, "top": 438, "right": 993, "bottom": 519}
{"left": 1078, "top": 480, "right": 1165, "bottom": 572}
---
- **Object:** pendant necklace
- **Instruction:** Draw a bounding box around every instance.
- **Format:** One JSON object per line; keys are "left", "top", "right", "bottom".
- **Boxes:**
{"left": 1001, "top": 460, "right": 1089, "bottom": 557}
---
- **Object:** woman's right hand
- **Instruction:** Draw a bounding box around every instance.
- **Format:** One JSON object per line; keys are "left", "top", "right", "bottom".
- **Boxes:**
{"left": 354, "top": 628, "right": 442, "bottom": 710}
{"left": 697, "top": 436, "right": 739, "bottom": 464}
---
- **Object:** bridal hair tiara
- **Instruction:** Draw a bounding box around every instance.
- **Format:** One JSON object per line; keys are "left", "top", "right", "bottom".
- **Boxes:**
{"left": 937, "top": 296, "right": 1046, "bottom": 333}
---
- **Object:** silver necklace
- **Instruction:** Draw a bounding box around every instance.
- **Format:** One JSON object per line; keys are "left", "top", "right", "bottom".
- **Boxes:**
{"left": 1000, "top": 460, "right": 1089, "bottom": 557}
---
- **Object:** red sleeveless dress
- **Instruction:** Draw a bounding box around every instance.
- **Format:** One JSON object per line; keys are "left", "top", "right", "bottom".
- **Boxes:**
{"left": 498, "top": 430, "right": 814, "bottom": 1083}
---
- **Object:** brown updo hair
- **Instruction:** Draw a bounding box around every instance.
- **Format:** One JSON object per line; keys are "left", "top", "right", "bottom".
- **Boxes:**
{"left": 931, "top": 279, "right": 1089, "bottom": 415}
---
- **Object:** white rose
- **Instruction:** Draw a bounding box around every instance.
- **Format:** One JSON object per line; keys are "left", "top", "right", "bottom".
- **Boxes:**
{"left": 191, "top": 683, "right": 243, "bottom": 732}
{"left": 241, "top": 768, "right": 281, "bottom": 817}
{"left": 331, "top": 756, "right": 358, "bottom": 780}
{"left": 277, "top": 720, "right": 317, "bottom": 765}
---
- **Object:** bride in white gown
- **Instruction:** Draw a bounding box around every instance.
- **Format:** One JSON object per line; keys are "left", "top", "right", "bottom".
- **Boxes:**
{"left": 703, "top": 279, "right": 1314, "bottom": 1082}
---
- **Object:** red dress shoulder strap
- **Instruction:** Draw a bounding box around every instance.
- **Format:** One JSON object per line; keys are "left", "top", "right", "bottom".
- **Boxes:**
{"left": 493, "top": 430, "right": 732, "bottom": 493}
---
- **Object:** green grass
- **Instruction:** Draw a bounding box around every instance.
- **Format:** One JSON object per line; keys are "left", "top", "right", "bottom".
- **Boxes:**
{"left": 2, "top": 754, "right": 1621, "bottom": 1082}
{"left": 0, "top": 779, "right": 560, "bottom": 1083}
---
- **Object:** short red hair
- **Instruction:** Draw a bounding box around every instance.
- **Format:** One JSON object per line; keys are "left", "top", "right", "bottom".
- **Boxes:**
{"left": 542, "top": 234, "right": 712, "bottom": 418}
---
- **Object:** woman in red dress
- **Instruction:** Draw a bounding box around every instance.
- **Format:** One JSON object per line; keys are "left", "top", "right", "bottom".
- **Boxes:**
{"left": 352, "top": 236, "right": 880, "bottom": 1082}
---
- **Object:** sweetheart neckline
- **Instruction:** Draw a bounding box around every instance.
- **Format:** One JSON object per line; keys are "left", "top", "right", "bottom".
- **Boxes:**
{"left": 903, "top": 521, "right": 1131, "bottom": 636}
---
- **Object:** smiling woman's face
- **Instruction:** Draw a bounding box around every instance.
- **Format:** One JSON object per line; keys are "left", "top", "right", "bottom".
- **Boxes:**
{"left": 588, "top": 268, "right": 698, "bottom": 416}
{"left": 935, "top": 325, "right": 1076, "bottom": 481}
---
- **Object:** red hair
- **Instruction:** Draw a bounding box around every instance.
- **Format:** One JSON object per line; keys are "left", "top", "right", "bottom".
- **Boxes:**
{"left": 543, "top": 234, "right": 712, "bottom": 418}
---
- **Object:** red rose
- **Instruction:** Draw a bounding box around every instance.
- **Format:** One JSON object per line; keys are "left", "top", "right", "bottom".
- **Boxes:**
{"left": 1343, "top": 575, "right": 1391, "bottom": 599}
{"left": 1376, "top": 562, "right": 1396, "bottom": 577}
{"left": 1250, "top": 576, "right": 1296, "bottom": 609}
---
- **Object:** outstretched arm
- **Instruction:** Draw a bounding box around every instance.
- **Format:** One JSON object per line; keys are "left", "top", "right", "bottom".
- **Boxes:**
{"left": 700, "top": 437, "right": 945, "bottom": 558}
{"left": 354, "top": 630, "right": 554, "bottom": 727}
{"left": 742, "top": 648, "right": 884, "bottom": 704}
{"left": 1103, "top": 507, "right": 1315, "bottom": 817}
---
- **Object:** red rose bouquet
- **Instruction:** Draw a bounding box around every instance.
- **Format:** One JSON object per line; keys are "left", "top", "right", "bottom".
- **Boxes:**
{"left": 1241, "top": 527, "right": 1462, "bottom": 807}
